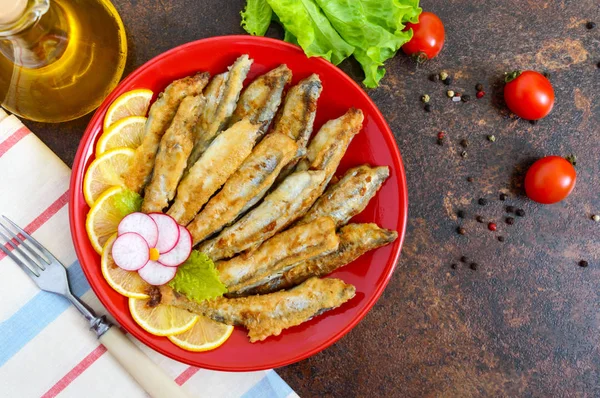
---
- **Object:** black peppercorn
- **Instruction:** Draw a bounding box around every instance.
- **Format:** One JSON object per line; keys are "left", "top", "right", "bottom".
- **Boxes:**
{"left": 499, "top": 193, "right": 508, "bottom": 201}
{"left": 457, "top": 210, "right": 466, "bottom": 218}
{"left": 457, "top": 227, "right": 466, "bottom": 235}
{"left": 467, "top": 177, "right": 474, "bottom": 183}
{"left": 443, "top": 77, "right": 452, "bottom": 86}
{"left": 516, "top": 209, "right": 525, "bottom": 217}
{"left": 430, "top": 73, "right": 440, "bottom": 82}
{"left": 497, "top": 236, "right": 505, "bottom": 242}
{"left": 475, "top": 83, "right": 484, "bottom": 91}
{"left": 460, "top": 256, "right": 469, "bottom": 263}
{"left": 579, "top": 260, "right": 589, "bottom": 267}
{"left": 451, "top": 263, "right": 458, "bottom": 269}
{"left": 460, "top": 139, "right": 469, "bottom": 148}
{"left": 597, "top": 61, "right": 600, "bottom": 69}
{"left": 506, "top": 217, "right": 515, "bottom": 225}
{"left": 424, "top": 104, "right": 432, "bottom": 112}
{"left": 506, "top": 205, "right": 516, "bottom": 213}
{"left": 461, "top": 95, "right": 471, "bottom": 103}
{"left": 586, "top": 21, "right": 596, "bottom": 29}
{"left": 437, "top": 138, "right": 444, "bottom": 146}
{"left": 476, "top": 215, "right": 485, "bottom": 223}
{"left": 478, "top": 198, "right": 488, "bottom": 206}
{"left": 470, "top": 262, "right": 478, "bottom": 270}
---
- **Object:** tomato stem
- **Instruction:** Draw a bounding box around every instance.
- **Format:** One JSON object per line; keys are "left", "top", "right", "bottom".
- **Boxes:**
{"left": 504, "top": 70, "right": 522, "bottom": 83}
{"left": 411, "top": 51, "right": 429, "bottom": 64}
{"left": 565, "top": 154, "right": 577, "bottom": 167}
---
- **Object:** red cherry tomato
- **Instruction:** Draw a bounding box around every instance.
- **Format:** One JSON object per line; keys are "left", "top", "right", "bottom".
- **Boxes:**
{"left": 504, "top": 71, "right": 555, "bottom": 120}
{"left": 525, "top": 156, "right": 576, "bottom": 204}
{"left": 402, "top": 12, "right": 445, "bottom": 60}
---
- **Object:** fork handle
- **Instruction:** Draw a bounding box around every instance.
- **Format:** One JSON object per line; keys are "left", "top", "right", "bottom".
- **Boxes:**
{"left": 99, "top": 327, "right": 191, "bottom": 398}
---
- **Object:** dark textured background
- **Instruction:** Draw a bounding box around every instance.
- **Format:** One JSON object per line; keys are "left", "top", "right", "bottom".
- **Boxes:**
{"left": 26, "top": 0, "right": 600, "bottom": 396}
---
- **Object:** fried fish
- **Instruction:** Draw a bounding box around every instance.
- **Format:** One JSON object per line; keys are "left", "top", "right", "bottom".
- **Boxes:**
{"left": 219, "top": 217, "right": 339, "bottom": 297}
{"left": 187, "top": 55, "right": 253, "bottom": 168}
{"left": 141, "top": 95, "right": 205, "bottom": 213}
{"left": 228, "top": 64, "right": 292, "bottom": 131}
{"left": 125, "top": 72, "right": 210, "bottom": 193}
{"left": 297, "top": 165, "right": 390, "bottom": 227}
{"left": 167, "top": 118, "right": 261, "bottom": 225}
{"left": 157, "top": 277, "right": 356, "bottom": 342}
{"left": 245, "top": 223, "right": 398, "bottom": 295}
{"left": 197, "top": 170, "right": 327, "bottom": 261}
{"left": 187, "top": 132, "right": 298, "bottom": 245}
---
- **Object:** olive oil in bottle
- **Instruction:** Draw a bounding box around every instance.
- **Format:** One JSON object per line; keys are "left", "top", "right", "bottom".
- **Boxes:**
{"left": 0, "top": 0, "right": 127, "bottom": 123}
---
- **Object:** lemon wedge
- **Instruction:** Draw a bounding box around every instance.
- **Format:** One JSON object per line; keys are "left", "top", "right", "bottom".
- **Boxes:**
{"left": 103, "top": 89, "right": 153, "bottom": 131}
{"left": 129, "top": 297, "right": 198, "bottom": 336}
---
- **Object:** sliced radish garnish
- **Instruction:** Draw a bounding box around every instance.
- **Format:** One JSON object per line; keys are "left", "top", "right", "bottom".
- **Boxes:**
{"left": 159, "top": 226, "right": 192, "bottom": 267}
{"left": 118, "top": 212, "right": 159, "bottom": 247}
{"left": 112, "top": 233, "right": 149, "bottom": 271}
{"left": 148, "top": 213, "right": 180, "bottom": 253}
{"left": 138, "top": 260, "right": 178, "bottom": 285}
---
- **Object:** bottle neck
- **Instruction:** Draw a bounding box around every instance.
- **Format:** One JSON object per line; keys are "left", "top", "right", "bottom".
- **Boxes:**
{"left": 0, "top": 0, "right": 69, "bottom": 69}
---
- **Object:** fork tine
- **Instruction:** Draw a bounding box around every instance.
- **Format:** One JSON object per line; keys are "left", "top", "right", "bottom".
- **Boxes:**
{"left": 0, "top": 220, "right": 48, "bottom": 269}
{"left": 0, "top": 237, "right": 40, "bottom": 277}
{"left": 2, "top": 216, "right": 54, "bottom": 259}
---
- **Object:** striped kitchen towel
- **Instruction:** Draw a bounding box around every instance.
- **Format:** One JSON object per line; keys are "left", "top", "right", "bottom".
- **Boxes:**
{"left": 0, "top": 108, "right": 297, "bottom": 398}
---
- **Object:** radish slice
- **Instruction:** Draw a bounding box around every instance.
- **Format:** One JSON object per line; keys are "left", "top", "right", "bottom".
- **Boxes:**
{"left": 159, "top": 226, "right": 192, "bottom": 267}
{"left": 112, "top": 233, "right": 149, "bottom": 271}
{"left": 118, "top": 212, "right": 159, "bottom": 247}
{"left": 138, "top": 260, "right": 178, "bottom": 285}
{"left": 148, "top": 213, "right": 180, "bottom": 253}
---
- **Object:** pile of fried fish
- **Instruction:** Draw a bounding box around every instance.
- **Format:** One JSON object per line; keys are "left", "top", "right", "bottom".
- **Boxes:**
{"left": 123, "top": 55, "right": 398, "bottom": 343}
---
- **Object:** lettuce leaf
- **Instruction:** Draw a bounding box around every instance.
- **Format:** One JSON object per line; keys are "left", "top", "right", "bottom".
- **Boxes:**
{"left": 241, "top": 0, "right": 273, "bottom": 36}
{"left": 315, "top": 0, "right": 417, "bottom": 88}
{"left": 266, "top": 0, "right": 354, "bottom": 65}
{"left": 360, "top": 0, "right": 421, "bottom": 35}
{"left": 168, "top": 250, "right": 227, "bottom": 303}
{"left": 112, "top": 189, "right": 142, "bottom": 218}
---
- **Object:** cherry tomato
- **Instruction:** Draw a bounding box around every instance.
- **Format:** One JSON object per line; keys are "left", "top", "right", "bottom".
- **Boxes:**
{"left": 525, "top": 156, "right": 576, "bottom": 204}
{"left": 504, "top": 71, "right": 555, "bottom": 120}
{"left": 402, "top": 12, "right": 445, "bottom": 61}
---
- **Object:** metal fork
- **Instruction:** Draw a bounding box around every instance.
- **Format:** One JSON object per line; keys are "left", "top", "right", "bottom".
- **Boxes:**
{"left": 0, "top": 216, "right": 190, "bottom": 398}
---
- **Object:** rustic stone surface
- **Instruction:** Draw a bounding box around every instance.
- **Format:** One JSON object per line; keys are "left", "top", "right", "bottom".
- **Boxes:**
{"left": 25, "top": 0, "right": 600, "bottom": 396}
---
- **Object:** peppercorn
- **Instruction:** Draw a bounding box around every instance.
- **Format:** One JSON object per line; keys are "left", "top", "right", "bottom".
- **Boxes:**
{"left": 476, "top": 215, "right": 485, "bottom": 223}
{"left": 506, "top": 205, "right": 516, "bottom": 213}
{"left": 579, "top": 260, "right": 589, "bottom": 267}
{"left": 475, "top": 83, "right": 484, "bottom": 91}
{"left": 457, "top": 210, "right": 466, "bottom": 219}
{"left": 516, "top": 209, "right": 525, "bottom": 217}
{"left": 430, "top": 73, "right": 440, "bottom": 82}
{"left": 497, "top": 236, "right": 505, "bottom": 242}
{"left": 437, "top": 138, "right": 444, "bottom": 146}
{"left": 506, "top": 217, "right": 515, "bottom": 225}
{"left": 488, "top": 222, "right": 497, "bottom": 231}
{"left": 592, "top": 214, "right": 600, "bottom": 222}
{"left": 478, "top": 198, "right": 488, "bottom": 206}
{"left": 470, "top": 262, "right": 478, "bottom": 270}
{"left": 443, "top": 77, "right": 452, "bottom": 86}
{"left": 476, "top": 91, "right": 485, "bottom": 99}
{"left": 488, "top": 135, "right": 496, "bottom": 142}
{"left": 424, "top": 104, "right": 432, "bottom": 112}
{"left": 447, "top": 90, "right": 455, "bottom": 98}
{"left": 460, "top": 139, "right": 469, "bottom": 148}
{"left": 450, "top": 263, "right": 458, "bottom": 269}
{"left": 499, "top": 193, "right": 508, "bottom": 201}
{"left": 586, "top": 21, "right": 596, "bottom": 29}
{"left": 452, "top": 96, "right": 462, "bottom": 102}
{"left": 460, "top": 150, "right": 468, "bottom": 158}
{"left": 457, "top": 227, "right": 466, "bottom": 235}
{"left": 467, "top": 177, "right": 474, "bottom": 183}
{"left": 438, "top": 131, "right": 445, "bottom": 140}
{"left": 597, "top": 61, "right": 600, "bottom": 69}
{"left": 460, "top": 256, "right": 469, "bottom": 263}
{"left": 439, "top": 71, "right": 449, "bottom": 80}
{"left": 422, "top": 94, "right": 430, "bottom": 103}
{"left": 461, "top": 95, "right": 471, "bottom": 102}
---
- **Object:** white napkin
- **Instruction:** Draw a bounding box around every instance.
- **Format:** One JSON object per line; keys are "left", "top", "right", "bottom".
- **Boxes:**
{"left": 0, "top": 108, "right": 297, "bottom": 398}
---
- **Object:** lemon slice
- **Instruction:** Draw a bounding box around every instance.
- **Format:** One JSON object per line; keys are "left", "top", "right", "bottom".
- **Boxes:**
{"left": 129, "top": 297, "right": 198, "bottom": 336}
{"left": 83, "top": 148, "right": 135, "bottom": 207}
{"left": 101, "top": 234, "right": 150, "bottom": 299}
{"left": 86, "top": 186, "right": 142, "bottom": 254}
{"left": 168, "top": 316, "right": 233, "bottom": 352}
{"left": 104, "top": 89, "right": 153, "bottom": 131}
{"left": 96, "top": 116, "right": 147, "bottom": 156}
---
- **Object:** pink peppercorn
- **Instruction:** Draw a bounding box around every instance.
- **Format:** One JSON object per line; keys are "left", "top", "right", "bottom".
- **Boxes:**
{"left": 476, "top": 91, "right": 485, "bottom": 99}
{"left": 488, "top": 222, "right": 497, "bottom": 231}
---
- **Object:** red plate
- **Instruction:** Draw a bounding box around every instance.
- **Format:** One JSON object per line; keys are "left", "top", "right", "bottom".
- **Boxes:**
{"left": 69, "top": 36, "right": 408, "bottom": 371}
